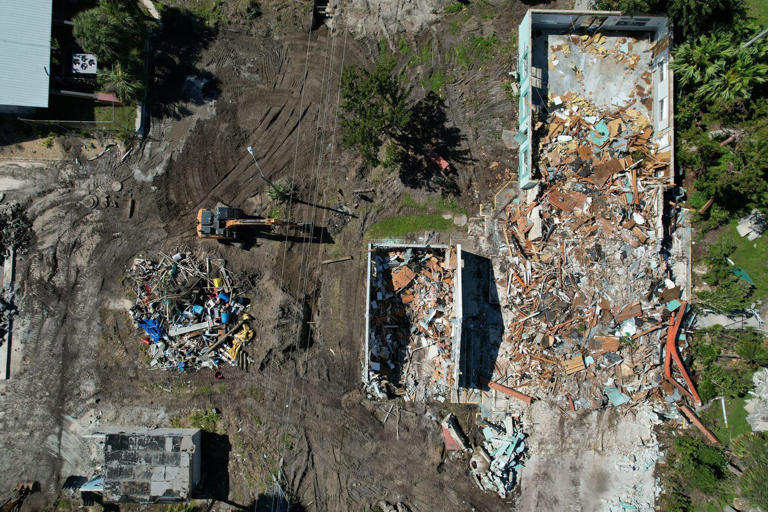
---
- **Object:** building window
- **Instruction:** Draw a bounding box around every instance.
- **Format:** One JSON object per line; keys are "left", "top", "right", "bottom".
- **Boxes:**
{"left": 659, "top": 62, "right": 666, "bottom": 83}
{"left": 659, "top": 97, "right": 667, "bottom": 121}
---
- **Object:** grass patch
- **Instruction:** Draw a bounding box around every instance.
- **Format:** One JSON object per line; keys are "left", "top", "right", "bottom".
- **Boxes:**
{"left": 746, "top": 0, "right": 768, "bottom": 25}
{"left": 157, "top": 0, "right": 223, "bottom": 24}
{"left": 94, "top": 105, "right": 136, "bottom": 132}
{"left": 445, "top": 2, "right": 465, "bottom": 14}
{"left": 400, "top": 193, "right": 466, "bottom": 214}
{"left": 365, "top": 214, "right": 454, "bottom": 239}
{"left": 279, "top": 431, "right": 294, "bottom": 451}
{"left": 171, "top": 408, "right": 221, "bottom": 433}
{"left": 724, "top": 220, "right": 768, "bottom": 300}
{"left": 420, "top": 69, "right": 446, "bottom": 95}
{"left": 700, "top": 396, "right": 752, "bottom": 446}
{"left": 449, "top": 34, "right": 500, "bottom": 69}
{"left": 408, "top": 40, "right": 433, "bottom": 68}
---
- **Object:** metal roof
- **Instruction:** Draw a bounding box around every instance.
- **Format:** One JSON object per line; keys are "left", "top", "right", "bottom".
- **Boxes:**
{"left": 0, "top": 0, "right": 52, "bottom": 108}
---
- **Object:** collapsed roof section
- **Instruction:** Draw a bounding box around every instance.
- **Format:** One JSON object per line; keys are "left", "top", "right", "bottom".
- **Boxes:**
{"left": 517, "top": 9, "right": 673, "bottom": 191}
{"left": 364, "top": 243, "right": 463, "bottom": 402}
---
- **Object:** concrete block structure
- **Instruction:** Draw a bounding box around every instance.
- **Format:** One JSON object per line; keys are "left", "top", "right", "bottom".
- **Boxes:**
{"left": 87, "top": 427, "right": 202, "bottom": 503}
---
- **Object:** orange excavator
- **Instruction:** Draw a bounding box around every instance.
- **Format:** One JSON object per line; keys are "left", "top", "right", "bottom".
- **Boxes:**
{"left": 196, "top": 206, "right": 310, "bottom": 242}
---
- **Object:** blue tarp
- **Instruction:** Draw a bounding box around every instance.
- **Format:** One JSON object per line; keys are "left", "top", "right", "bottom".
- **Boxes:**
{"left": 138, "top": 319, "right": 164, "bottom": 343}
{"left": 731, "top": 267, "right": 756, "bottom": 286}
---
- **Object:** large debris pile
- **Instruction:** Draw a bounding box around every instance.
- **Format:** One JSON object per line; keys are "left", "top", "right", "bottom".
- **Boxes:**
{"left": 490, "top": 90, "right": 689, "bottom": 411}
{"left": 126, "top": 249, "right": 253, "bottom": 371}
{"left": 367, "top": 247, "right": 458, "bottom": 401}
{"left": 470, "top": 416, "right": 526, "bottom": 499}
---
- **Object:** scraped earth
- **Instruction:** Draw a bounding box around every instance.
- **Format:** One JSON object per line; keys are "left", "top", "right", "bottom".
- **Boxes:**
{"left": 0, "top": 1, "right": 666, "bottom": 511}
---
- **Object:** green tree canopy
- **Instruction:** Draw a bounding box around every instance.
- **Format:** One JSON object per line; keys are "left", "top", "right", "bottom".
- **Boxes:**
{"left": 73, "top": 0, "right": 148, "bottom": 67}
{"left": 340, "top": 55, "right": 412, "bottom": 167}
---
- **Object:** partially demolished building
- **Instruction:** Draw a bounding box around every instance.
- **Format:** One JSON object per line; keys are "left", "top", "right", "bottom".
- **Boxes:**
{"left": 364, "top": 10, "right": 695, "bottom": 415}
{"left": 474, "top": 9, "right": 692, "bottom": 413}
{"left": 364, "top": 243, "right": 463, "bottom": 402}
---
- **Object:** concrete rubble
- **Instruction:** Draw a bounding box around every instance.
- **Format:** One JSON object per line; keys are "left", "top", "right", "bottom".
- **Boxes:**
{"left": 366, "top": 246, "right": 459, "bottom": 402}
{"left": 126, "top": 248, "right": 253, "bottom": 372}
{"left": 470, "top": 415, "right": 526, "bottom": 499}
{"left": 737, "top": 209, "right": 766, "bottom": 241}
{"left": 745, "top": 367, "right": 768, "bottom": 432}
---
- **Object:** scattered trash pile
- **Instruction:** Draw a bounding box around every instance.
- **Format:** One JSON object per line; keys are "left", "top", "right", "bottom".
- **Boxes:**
{"left": 489, "top": 88, "right": 691, "bottom": 411}
{"left": 745, "top": 367, "right": 768, "bottom": 432}
{"left": 470, "top": 416, "right": 526, "bottom": 499}
{"left": 367, "top": 247, "right": 458, "bottom": 401}
{"left": 126, "top": 249, "right": 253, "bottom": 372}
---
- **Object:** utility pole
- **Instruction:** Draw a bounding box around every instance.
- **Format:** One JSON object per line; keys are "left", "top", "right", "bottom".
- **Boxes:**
{"left": 246, "top": 146, "right": 279, "bottom": 193}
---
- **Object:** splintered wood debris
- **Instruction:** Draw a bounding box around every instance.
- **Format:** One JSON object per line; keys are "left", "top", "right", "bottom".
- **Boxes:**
{"left": 367, "top": 247, "right": 458, "bottom": 402}
{"left": 484, "top": 73, "right": 694, "bottom": 412}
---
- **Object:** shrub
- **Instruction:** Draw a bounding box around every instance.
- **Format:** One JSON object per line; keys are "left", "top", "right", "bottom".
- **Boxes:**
{"left": 674, "top": 436, "right": 729, "bottom": 494}
{"left": 445, "top": 2, "right": 464, "bottom": 14}
{"left": 732, "top": 433, "right": 768, "bottom": 507}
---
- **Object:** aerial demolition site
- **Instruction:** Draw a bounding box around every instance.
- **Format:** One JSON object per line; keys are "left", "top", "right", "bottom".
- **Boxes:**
{"left": 1, "top": 3, "right": 753, "bottom": 512}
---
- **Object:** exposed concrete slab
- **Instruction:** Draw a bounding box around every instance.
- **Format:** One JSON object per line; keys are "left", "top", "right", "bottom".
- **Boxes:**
{"left": 533, "top": 33, "right": 652, "bottom": 117}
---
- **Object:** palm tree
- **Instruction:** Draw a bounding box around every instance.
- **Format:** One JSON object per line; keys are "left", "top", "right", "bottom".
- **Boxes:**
{"left": 98, "top": 62, "right": 142, "bottom": 102}
{"left": 73, "top": 0, "right": 148, "bottom": 67}
{"left": 697, "top": 53, "right": 768, "bottom": 104}
{"left": 671, "top": 34, "right": 733, "bottom": 91}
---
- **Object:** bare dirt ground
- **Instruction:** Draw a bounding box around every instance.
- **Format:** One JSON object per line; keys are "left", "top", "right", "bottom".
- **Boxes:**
{"left": 0, "top": 1, "right": 639, "bottom": 511}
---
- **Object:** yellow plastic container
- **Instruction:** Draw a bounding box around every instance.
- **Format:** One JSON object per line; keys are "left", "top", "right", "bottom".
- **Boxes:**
{"left": 212, "top": 277, "right": 223, "bottom": 288}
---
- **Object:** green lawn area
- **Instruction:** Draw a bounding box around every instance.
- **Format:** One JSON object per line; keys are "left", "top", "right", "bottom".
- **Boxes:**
{"left": 747, "top": 0, "right": 768, "bottom": 25}
{"left": 365, "top": 214, "right": 454, "bottom": 240}
{"left": 700, "top": 395, "right": 752, "bottom": 446}
{"left": 94, "top": 105, "right": 137, "bottom": 132}
{"left": 400, "top": 193, "right": 467, "bottom": 215}
{"left": 722, "top": 220, "right": 768, "bottom": 300}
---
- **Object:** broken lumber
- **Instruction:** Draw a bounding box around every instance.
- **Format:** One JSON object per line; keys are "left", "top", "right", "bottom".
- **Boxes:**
{"left": 322, "top": 256, "right": 353, "bottom": 264}
{"left": 479, "top": 377, "right": 533, "bottom": 404}
{"left": 679, "top": 405, "right": 719, "bottom": 445}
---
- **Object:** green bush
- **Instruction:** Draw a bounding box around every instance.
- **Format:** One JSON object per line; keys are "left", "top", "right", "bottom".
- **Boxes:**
{"left": 674, "top": 436, "right": 729, "bottom": 494}
{"left": 732, "top": 433, "right": 768, "bottom": 507}
{"left": 691, "top": 327, "right": 760, "bottom": 400}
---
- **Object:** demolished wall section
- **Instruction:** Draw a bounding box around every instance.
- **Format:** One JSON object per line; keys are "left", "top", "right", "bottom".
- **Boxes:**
{"left": 364, "top": 243, "right": 462, "bottom": 402}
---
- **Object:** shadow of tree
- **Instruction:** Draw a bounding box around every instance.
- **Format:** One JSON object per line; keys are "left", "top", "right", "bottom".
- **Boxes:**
{"left": 395, "top": 92, "right": 473, "bottom": 194}
{"left": 150, "top": 7, "right": 220, "bottom": 119}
